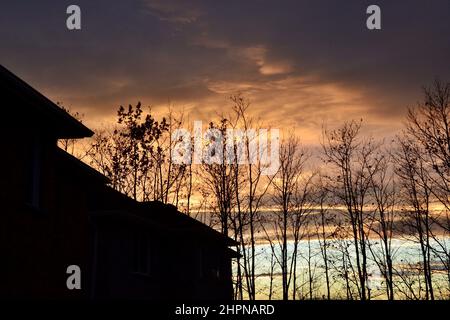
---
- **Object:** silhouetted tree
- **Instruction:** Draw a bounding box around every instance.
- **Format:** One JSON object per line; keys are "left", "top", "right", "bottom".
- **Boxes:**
{"left": 405, "top": 80, "right": 450, "bottom": 294}
{"left": 322, "top": 120, "right": 381, "bottom": 300}
{"left": 313, "top": 174, "right": 333, "bottom": 300}
{"left": 262, "top": 136, "right": 312, "bottom": 300}
{"left": 394, "top": 137, "right": 435, "bottom": 300}
{"left": 366, "top": 148, "right": 397, "bottom": 300}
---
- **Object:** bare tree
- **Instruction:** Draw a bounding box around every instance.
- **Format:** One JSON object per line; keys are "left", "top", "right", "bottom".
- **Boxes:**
{"left": 406, "top": 80, "right": 450, "bottom": 211}
{"left": 230, "top": 95, "right": 276, "bottom": 300}
{"left": 365, "top": 148, "right": 397, "bottom": 300}
{"left": 313, "top": 174, "right": 333, "bottom": 299}
{"left": 405, "top": 80, "right": 450, "bottom": 294}
{"left": 393, "top": 137, "right": 435, "bottom": 300}
{"left": 322, "top": 120, "right": 381, "bottom": 300}
{"left": 393, "top": 260, "right": 426, "bottom": 300}
{"left": 300, "top": 232, "right": 320, "bottom": 299}
{"left": 85, "top": 103, "right": 197, "bottom": 205}
{"left": 262, "top": 136, "right": 312, "bottom": 300}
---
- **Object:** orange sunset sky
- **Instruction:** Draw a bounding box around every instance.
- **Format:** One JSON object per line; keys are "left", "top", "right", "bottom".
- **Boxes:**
{"left": 1, "top": 0, "right": 449, "bottom": 145}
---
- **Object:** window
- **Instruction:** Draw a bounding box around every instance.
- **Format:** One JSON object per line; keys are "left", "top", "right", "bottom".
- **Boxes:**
{"left": 199, "top": 248, "right": 221, "bottom": 280}
{"left": 211, "top": 255, "right": 221, "bottom": 280}
{"left": 195, "top": 248, "right": 203, "bottom": 279}
{"left": 25, "top": 136, "right": 42, "bottom": 208}
{"left": 132, "top": 232, "right": 151, "bottom": 275}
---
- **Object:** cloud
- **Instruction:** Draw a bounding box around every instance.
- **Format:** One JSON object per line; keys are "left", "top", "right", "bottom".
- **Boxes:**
{"left": 0, "top": 0, "right": 449, "bottom": 145}
{"left": 143, "top": 0, "right": 204, "bottom": 24}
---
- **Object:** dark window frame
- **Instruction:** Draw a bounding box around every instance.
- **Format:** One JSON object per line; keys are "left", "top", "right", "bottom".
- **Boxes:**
{"left": 131, "top": 231, "right": 152, "bottom": 276}
{"left": 25, "top": 135, "right": 42, "bottom": 209}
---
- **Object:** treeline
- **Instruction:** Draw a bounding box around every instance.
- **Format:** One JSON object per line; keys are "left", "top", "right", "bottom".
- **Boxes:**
{"left": 63, "top": 80, "right": 450, "bottom": 300}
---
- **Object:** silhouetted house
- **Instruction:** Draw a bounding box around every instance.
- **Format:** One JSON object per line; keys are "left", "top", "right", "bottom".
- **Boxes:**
{"left": 0, "top": 65, "right": 237, "bottom": 300}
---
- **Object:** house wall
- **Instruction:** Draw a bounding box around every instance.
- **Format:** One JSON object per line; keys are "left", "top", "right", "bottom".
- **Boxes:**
{"left": 0, "top": 128, "right": 234, "bottom": 300}
{"left": 0, "top": 122, "right": 234, "bottom": 300}
{"left": 0, "top": 128, "right": 90, "bottom": 298}
{"left": 91, "top": 220, "right": 233, "bottom": 300}
{"left": 0, "top": 70, "right": 236, "bottom": 300}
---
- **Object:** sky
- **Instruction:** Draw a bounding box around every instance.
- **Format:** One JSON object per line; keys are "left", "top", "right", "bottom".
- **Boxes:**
{"left": 1, "top": 0, "right": 449, "bottom": 145}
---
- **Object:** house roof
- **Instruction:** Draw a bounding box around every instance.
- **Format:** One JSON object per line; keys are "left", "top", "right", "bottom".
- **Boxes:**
{"left": 55, "top": 148, "right": 110, "bottom": 184}
{"left": 0, "top": 64, "right": 93, "bottom": 139}
{"left": 89, "top": 187, "right": 238, "bottom": 248}
{"left": 1, "top": 64, "right": 238, "bottom": 252}
{"left": 139, "top": 201, "right": 239, "bottom": 247}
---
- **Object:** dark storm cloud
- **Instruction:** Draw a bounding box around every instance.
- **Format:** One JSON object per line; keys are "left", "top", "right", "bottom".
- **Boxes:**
{"left": 0, "top": 0, "right": 449, "bottom": 131}
{"left": 171, "top": 0, "right": 450, "bottom": 117}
